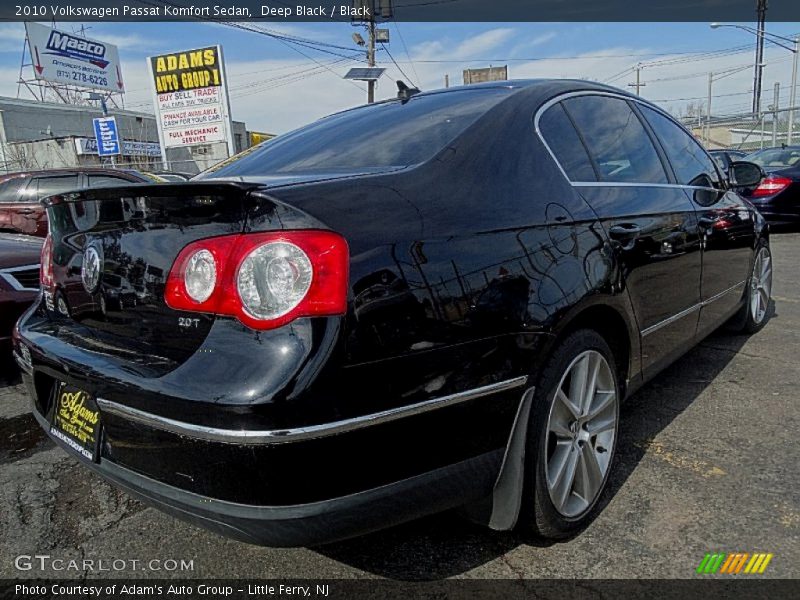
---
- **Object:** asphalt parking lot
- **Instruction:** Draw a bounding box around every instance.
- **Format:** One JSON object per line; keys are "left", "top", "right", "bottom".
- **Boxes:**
{"left": 1, "top": 234, "right": 798, "bottom": 581}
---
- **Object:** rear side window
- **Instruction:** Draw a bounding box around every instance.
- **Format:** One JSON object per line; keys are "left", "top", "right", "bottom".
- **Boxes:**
{"left": 200, "top": 89, "right": 511, "bottom": 177}
{"left": 88, "top": 175, "right": 132, "bottom": 188}
{"left": 0, "top": 177, "right": 26, "bottom": 203}
{"left": 639, "top": 105, "right": 721, "bottom": 187}
{"left": 562, "top": 95, "right": 668, "bottom": 184}
{"left": 28, "top": 175, "right": 80, "bottom": 200}
{"left": 538, "top": 102, "right": 596, "bottom": 181}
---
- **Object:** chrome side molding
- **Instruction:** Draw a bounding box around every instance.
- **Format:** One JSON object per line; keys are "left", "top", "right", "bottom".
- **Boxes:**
{"left": 96, "top": 375, "right": 529, "bottom": 445}
{"left": 641, "top": 280, "right": 746, "bottom": 338}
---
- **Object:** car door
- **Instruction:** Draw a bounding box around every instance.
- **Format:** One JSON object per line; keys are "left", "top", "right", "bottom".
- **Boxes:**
{"left": 9, "top": 176, "right": 48, "bottom": 236}
{"left": 544, "top": 93, "right": 703, "bottom": 377}
{"left": 0, "top": 176, "right": 30, "bottom": 233}
{"left": 638, "top": 106, "right": 755, "bottom": 337}
{"left": 19, "top": 173, "right": 81, "bottom": 236}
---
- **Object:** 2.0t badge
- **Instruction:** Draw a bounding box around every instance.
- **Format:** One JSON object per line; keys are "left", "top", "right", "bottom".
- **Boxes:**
{"left": 81, "top": 245, "right": 102, "bottom": 293}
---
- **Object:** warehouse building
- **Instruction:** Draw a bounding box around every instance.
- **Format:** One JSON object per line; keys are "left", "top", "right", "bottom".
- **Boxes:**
{"left": 0, "top": 96, "right": 251, "bottom": 175}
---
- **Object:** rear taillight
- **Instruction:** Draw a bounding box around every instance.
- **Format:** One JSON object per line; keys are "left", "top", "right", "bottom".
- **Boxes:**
{"left": 751, "top": 176, "right": 791, "bottom": 198}
{"left": 40, "top": 234, "right": 54, "bottom": 287}
{"left": 165, "top": 230, "right": 349, "bottom": 330}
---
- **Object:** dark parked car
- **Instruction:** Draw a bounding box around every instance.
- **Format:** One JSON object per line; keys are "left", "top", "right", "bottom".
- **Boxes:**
{"left": 709, "top": 149, "right": 749, "bottom": 174}
{"left": 0, "top": 233, "right": 41, "bottom": 356}
{"left": 739, "top": 146, "right": 800, "bottom": 226}
{"left": 0, "top": 168, "right": 151, "bottom": 237}
{"left": 15, "top": 80, "right": 771, "bottom": 546}
{"left": 145, "top": 171, "right": 191, "bottom": 182}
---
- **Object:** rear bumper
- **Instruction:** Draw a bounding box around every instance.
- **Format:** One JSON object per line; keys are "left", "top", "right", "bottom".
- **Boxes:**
{"left": 15, "top": 290, "right": 544, "bottom": 544}
{"left": 749, "top": 202, "right": 800, "bottom": 226}
{"left": 16, "top": 323, "right": 532, "bottom": 544}
{"left": 0, "top": 289, "right": 37, "bottom": 354}
{"left": 30, "top": 403, "right": 502, "bottom": 546}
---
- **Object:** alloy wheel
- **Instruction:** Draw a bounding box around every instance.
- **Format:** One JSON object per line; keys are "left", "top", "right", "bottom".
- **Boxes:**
{"left": 750, "top": 246, "right": 772, "bottom": 325}
{"left": 545, "top": 350, "right": 617, "bottom": 518}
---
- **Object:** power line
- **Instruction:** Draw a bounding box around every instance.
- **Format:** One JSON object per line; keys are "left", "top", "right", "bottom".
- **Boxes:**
{"left": 134, "top": 0, "right": 368, "bottom": 91}
{"left": 645, "top": 55, "right": 793, "bottom": 84}
{"left": 395, "top": 46, "right": 771, "bottom": 65}
{"left": 393, "top": 20, "right": 421, "bottom": 87}
{"left": 604, "top": 67, "right": 635, "bottom": 85}
{"left": 381, "top": 43, "right": 417, "bottom": 87}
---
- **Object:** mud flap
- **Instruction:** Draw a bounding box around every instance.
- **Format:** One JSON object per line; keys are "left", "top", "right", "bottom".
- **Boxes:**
{"left": 487, "top": 386, "right": 535, "bottom": 531}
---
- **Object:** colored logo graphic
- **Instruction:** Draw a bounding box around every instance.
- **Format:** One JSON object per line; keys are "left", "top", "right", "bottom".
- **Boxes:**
{"left": 45, "top": 31, "right": 109, "bottom": 68}
{"left": 697, "top": 552, "right": 774, "bottom": 574}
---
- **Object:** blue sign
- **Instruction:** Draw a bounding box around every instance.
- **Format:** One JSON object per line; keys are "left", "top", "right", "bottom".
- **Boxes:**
{"left": 92, "top": 116, "right": 120, "bottom": 156}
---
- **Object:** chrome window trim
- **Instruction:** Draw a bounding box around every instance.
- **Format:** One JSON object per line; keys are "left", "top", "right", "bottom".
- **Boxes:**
{"left": 96, "top": 375, "right": 529, "bottom": 445}
{"left": 640, "top": 304, "right": 702, "bottom": 338}
{"left": 0, "top": 263, "right": 40, "bottom": 292}
{"left": 641, "top": 281, "right": 746, "bottom": 337}
{"left": 534, "top": 90, "right": 724, "bottom": 193}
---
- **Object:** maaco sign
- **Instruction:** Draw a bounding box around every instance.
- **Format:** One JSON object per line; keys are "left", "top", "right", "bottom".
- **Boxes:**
{"left": 25, "top": 22, "right": 124, "bottom": 93}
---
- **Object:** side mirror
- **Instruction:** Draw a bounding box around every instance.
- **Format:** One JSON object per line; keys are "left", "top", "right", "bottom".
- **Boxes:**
{"left": 728, "top": 161, "right": 764, "bottom": 188}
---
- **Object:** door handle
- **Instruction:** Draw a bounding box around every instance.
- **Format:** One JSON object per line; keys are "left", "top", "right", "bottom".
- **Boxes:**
{"left": 608, "top": 224, "right": 642, "bottom": 239}
{"left": 18, "top": 208, "right": 36, "bottom": 215}
{"left": 698, "top": 216, "right": 717, "bottom": 229}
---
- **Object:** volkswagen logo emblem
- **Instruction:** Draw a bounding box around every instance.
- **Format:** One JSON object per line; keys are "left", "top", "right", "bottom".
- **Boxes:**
{"left": 81, "top": 246, "right": 102, "bottom": 293}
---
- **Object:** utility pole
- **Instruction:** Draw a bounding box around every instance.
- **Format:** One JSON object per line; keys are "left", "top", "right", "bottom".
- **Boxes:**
{"left": 367, "top": 9, "right": 376, "bottom": 103}
{"left": 789, "top": 36, "right": 799, "bottom": 144}
{"left": 753, "top": 0, "right": 767, "bottom": 115}
{"left": 628, "top": 64, "right": 645, "bottom": 96}
{"left": 706, "top": 72, "right": 713, "bottom": 145}
{"left": 772, "top": 82, "right": 780, "bottom": 145}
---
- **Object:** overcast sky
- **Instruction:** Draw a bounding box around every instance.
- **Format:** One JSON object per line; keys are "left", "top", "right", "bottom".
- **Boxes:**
{"left": 1, "top": 21, "right": 798, "bottom": 134}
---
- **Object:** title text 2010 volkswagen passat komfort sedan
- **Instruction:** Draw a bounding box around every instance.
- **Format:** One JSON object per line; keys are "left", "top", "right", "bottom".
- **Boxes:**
{"left": 15, "top": 81, "right": 772, "bottom": 545}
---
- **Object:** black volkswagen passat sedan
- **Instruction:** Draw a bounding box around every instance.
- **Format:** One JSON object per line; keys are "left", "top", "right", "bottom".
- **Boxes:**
{"left": 15, "top": 80, "right": 772, "bottom": 546}
{"left": 740, "top": 146, "right": 800, "bottom": 227}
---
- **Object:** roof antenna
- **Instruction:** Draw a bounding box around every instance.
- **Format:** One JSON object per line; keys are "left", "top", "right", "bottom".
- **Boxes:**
{"left": 397, "top": 80, "right": 421, "bottom": 102}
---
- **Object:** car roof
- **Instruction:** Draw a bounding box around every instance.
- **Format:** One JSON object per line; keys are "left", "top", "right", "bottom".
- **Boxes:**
{"left": 0, "top": 167, "right": 145, "bottom": 180}
{"left": 325, "top": 78, "right": 646, "bottom": 120}
{"left": 748, "top": 146, "right": 800, "bottom": 152}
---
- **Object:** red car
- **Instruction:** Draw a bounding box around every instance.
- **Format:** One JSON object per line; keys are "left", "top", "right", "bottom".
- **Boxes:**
{"left": 0, "top": 168, "right": 153, "bottom": 237}
{"left": 0, "top": 233, "right": 42, "bottom": 357}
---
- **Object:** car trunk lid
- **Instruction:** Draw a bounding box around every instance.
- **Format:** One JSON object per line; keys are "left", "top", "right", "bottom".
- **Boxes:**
{"left": 42, "top": 182, "right": 258, "bottom": 365}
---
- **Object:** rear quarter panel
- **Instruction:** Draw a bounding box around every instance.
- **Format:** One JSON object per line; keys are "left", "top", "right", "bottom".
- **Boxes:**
{"left": 262, "top": 89, "right": 639, "bottom": 415}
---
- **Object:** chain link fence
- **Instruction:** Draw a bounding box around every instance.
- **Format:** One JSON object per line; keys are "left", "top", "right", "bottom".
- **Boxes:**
{"left": 685, "top": 105, "right": 800, "bottom": 151}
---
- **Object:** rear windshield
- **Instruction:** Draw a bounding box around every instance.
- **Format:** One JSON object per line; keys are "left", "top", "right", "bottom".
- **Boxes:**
{"left": 200, "top": 88, "right": 510, "bottom": 177}
{"left": 745, "top": 148, "right": 800, "bottom": 168}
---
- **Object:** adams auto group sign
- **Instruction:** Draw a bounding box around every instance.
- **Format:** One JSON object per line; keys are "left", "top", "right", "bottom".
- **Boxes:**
{"left": 147, "top": 45, "right": 235, "bottom": 154}
{"left": 25, "top": 23, "right": 124, "bottom": 93}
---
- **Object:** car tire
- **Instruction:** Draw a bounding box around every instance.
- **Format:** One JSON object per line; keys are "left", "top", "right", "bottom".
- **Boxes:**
{"left": 519, "top": 329, "right": 620, "bottom": 539}
{"left": 732, "top": 239, "right": 773, "bottom": 334}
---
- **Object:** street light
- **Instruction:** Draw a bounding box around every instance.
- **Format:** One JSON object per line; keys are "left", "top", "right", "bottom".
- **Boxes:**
{"left": 704, "top": 63, "right": 757, "bottom": 145}
{"left": 710, "top": 22, "right": 799, "bottom": 144}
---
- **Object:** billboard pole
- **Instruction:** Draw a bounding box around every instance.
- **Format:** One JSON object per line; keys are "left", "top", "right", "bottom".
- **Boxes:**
{"left": 146, "top": 54, "right": 170, "bottom": 171}
{"left": 217, "top": 45, "right": 236, "bottom": 159}
{"left": 99, "top": 95, "right": 115, "bottom": 167}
